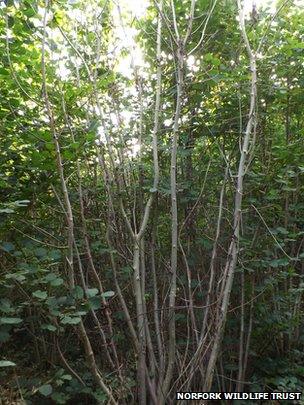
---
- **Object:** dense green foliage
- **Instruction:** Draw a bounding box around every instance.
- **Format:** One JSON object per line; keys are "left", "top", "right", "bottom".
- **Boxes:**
{"left": 0, "top": 0, "right": 304, "bottom": 403}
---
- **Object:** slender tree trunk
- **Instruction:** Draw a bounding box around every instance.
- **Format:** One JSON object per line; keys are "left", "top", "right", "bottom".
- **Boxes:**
{"left": 203, "top": 0, "right": 258, "bottom": 390}
{"left": 241, "top": 277, "right": 255, "bottom": 390}
{"left": 159, "top": 43, "right": 183, "bottom": 405}
{"left": 237, "top": 269, "right": 245, "bottom": 391}
{"left": 41, "top": 5, "right": 117, "bottom": 403}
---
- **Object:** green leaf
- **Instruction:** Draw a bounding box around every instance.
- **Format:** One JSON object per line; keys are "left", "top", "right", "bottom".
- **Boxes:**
{"left": 50, "top": 277, "right": 64, "bottom": 287}
{"left": 74, "top": 310, "right": 87, "bottom": 316}
{"left": 88, "top": 119, "right": 99, "bottom": 133}
{"left": 1, "top": 242, "right": 15, "bottom": 252}
{"left": 23, "top": 3, "right": 37, "bottom": 17}
{"left": 73, "top": 286, "right": 84, "bottom": 299}
{"left": 88, "top": 296, "right": 101, "bottom": 310}
{"left": 35, "top": 247, "right": 47, "bottom": 257}
{"left": 0, "top": 68, "right": 9, "bottom": 76}
{"left": 0, "top": 317, "right": 22, "bottom": 325}
{"left": 38, "top": 384, "right": 53, "bottom": 396}
{"left": 0, "top": 299, "right": 12, "bottom": 314}
{"left": 197, "top": 237, "right": 213, "bottom": 249}
{"left": 0, "top": 331, "right": 10, "bottom": 343}
{"left": 61, "top": 373, "right": 72, "bottom": 380}
{"left": 0, "top": 360, "right": 16, "bottom": 367}
{"left": 87, "top": 288, "right": 98, "bottom": 298}
{"left": 269, "top": 258, "right": 290, "bottom": 268}
{"left": 33, "top": 290, "right": 48, "bottom": 300}
{"left": 51, "top": 392, "right": 68, "bottom": 403}
{"left": 8, "top": 16, "right": 14, "bottom": 28}
{"left": 5, "top": 272, "right": 26, "bottom": 282}
{"left": 49, "top": 250, "right": 61, "bottom": 260}
{"left": 44, "top": 273, "right": 57, "bottom": 282}
{"left": 276, "top": 227, "right": 289, "bottom": 235}
{"left": 60, "top": 316, "right": 81, "bottom": 325}
{"left": 41, "top": 324, "right": 57, "bottom": 332}
{"left": 101, "top": 291, "right": 115, "bottom": 298}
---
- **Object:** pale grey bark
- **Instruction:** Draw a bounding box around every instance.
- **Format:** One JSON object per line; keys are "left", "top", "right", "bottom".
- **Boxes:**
{"left": 158, "top": 44, "right": 183, "bottom": 405}
{"left": 41, "top": 5, "right": 117, "bottom": 403}
{"left": 203, "top": 0, "right": 258, "bottom": 391}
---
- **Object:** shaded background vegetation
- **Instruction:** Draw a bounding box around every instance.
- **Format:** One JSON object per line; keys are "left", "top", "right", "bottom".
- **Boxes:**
{"left": 0, "top": 0, "right": 304, "bottom": 403}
